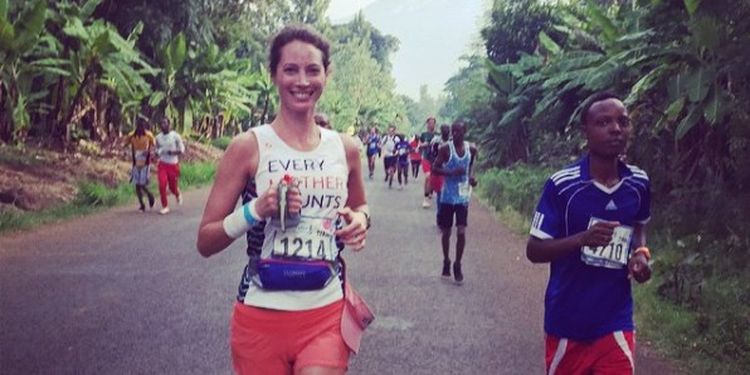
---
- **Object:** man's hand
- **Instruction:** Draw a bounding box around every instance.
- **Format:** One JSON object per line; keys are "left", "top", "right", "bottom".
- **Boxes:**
{"left": 577, "top": 221, "right": 619, "bottom": 247}
{"left": 449, "top": 167, "right": 465, "bottom": 176}
{"left": 628, "top": 253, "right": 651, "bottom": 283}
{"left": 469, "top": 176, "right": 478, "bottom": 187}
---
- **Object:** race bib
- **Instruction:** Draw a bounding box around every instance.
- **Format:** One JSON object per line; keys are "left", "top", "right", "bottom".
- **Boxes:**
{"left": 269, "top": 216, "right": 338, "bottom": 262}
{"left": 581, "top": 217, "right": 633, "bottom": 269}
{"left": 458, "top": 182, "right": 472, "bottom": 199}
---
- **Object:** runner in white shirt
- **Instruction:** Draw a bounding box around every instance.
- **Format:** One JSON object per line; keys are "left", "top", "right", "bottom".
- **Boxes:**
{"left": 154, "top": 117, "right": 185, "bottom": 214}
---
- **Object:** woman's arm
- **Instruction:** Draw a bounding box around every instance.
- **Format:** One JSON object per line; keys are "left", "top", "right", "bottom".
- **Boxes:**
{"left": 196, "top": 132, "right": 258, "bottom": 257}
{"left": 336, "top": 134, "right": 369, "bottom": 250}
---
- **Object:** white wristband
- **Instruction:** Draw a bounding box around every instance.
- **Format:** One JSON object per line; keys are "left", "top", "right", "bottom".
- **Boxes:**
{"left": 222, "top": 200, "right": 261, "bottom": 239}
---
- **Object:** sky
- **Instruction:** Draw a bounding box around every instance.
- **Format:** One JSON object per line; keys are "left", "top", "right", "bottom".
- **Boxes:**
{"left": 327, "top": 0, "right": 379, "bottom": 21}
{"left": 326, "top": 0, "right": 487, "bottom": 100}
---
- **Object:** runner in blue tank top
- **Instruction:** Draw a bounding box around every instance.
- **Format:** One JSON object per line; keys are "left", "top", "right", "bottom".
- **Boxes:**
{"left": 432, "top": 121, "right": 477, "bottom": 284}
{"left": 365, "top": 127, "right": 381, "bottom": 179}
{"left": 526, "top": 92, "right": 652, "bottom": 375}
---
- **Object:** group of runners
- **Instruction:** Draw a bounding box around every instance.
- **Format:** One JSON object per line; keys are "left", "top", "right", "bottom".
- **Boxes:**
{"left": 363, "top": 118, "right": 479, "bottom": 286}
{"left": 187, "top": 24, "right": 653, "bottom": 375}
{"left": 123, "top": 116, "right": 185, "bottom": 215}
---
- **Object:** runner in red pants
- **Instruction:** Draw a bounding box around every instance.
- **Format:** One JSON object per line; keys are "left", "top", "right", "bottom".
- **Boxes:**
{"left": 155, "top": 117, "right": 185, "bottom": 214}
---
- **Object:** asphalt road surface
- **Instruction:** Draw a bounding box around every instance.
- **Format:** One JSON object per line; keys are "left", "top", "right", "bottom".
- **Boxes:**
{"left": 0, "top": 171, "right": 679, "bottom": 374}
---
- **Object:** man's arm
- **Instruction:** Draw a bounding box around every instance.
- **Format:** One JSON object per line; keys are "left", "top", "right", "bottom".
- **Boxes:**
{"left": 146, "top": 133, "right": 155, "bottom": 165}
{"left": 526, "top": 220, "right": 620, "bottom": 263}
{"left": 171, "top": 133, "right": 186, "bottom": 156}
{"left": 628, "top": 223, "right": 651, "bottom": 283}
{"left": 431, "top": 144, "right": 457, "bottom": 176}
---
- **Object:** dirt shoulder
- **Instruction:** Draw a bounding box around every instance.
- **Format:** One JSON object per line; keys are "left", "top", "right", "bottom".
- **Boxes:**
{"left": 0, "top": 139, "right": 222, "bottom": 213}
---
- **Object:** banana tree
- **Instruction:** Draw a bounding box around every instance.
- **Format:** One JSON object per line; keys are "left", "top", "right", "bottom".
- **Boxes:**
{"left": 0, "top": 0, "right": 61, "bottom": 143}
{"left": 251, "top": 66, "right": 276, "bottom": 128}
{"left": 148, "top": 32, "right": 188, "bottom": 131}
{"left": 55, "top": 9, "right": 156, "bottom": 144}
{"left": 181, "top": 44, "right": 259, "bottom": 138}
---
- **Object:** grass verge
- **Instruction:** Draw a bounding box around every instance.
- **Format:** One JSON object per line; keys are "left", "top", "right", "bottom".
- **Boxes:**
{"left": 0, "top": 161, "right": 216, "bottom": 234}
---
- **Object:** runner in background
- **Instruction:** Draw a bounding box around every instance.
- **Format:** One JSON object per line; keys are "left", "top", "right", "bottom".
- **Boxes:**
{"left": 432, "top": 121, "right": 477, "bottom": 284}
{"left": 365, "top": 127, "right": 381, "bottom": 180}
{"left": 430, "top": 124, "right": 450, "bottom": 204}
{"left": 394, "top": 133, "right": 411, "bottom": 190}
{"left": 124, "top": 116, "right": 156, "bottom": 212}
{"left": 314, "top": 112, "right": 331, "bottom": 129}
{"left": 526, "top": 92, "right": 652, "bottom": 374}
{"left": 409, "top": 135, "right": 422, "bottom": 179}
{"left": 381, "top": 125, "right": 400, "bottom": 188}
{"left": 154, "top": 117, "right": 185, "bottom": 215}
{"left": 420, "top": 117, "right": 438, "bottom": 208}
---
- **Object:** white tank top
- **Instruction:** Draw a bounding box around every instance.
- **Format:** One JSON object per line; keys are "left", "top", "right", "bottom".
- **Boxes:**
{"left": 243, "top": 124, "right": 348, "bottom": 310}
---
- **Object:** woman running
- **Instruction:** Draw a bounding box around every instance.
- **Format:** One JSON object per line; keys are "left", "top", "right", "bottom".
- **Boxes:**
{"left": 197, "top": 25, "right": 371, "bottom": 375}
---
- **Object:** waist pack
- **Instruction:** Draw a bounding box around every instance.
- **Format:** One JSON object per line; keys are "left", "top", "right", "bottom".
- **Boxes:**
{"left": 252, "top": 257, "right": 337, "bottom": 291}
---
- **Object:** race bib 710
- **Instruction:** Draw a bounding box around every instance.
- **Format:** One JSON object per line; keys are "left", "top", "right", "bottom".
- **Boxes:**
{"left": 580, "top": 217, "right": 633, "bottom": 269}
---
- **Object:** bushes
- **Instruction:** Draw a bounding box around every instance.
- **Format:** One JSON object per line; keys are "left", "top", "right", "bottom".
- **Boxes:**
{"left": 76, "top": 181, "right": 131, "bottom": 207}
{"left": 180, "top": 162, "right": 216, "bottom": 187}
{"left": 210, "top": 136, "right": 232, "bottom": 150}
{"left": 476, "top": 164, "right": 553, "bottom": 222}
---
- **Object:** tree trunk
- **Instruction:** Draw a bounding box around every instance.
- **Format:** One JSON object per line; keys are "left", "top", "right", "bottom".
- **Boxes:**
{"left": 48, "top": 74, "right": 66, "bottom": 139}
{"left": 49, "top": 46, "right": 70, "bottom": 145}
{"left": 3, "top": 84, "right": 19, "bottom": 143}
{"left": 260, "top": 93, "right": 270, "bottom": 126}
{"left": 0, "top": 82, "right": 9, "bottom": 143}
{"left": 60, "top": 66, "right": 93, "bottom": 145}
{"left": 92, "top": 85, "right": 108, "bottom": 141}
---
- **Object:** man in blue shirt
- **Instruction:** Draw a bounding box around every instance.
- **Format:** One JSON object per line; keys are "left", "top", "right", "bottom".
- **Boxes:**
{"left": 365, "top": 127, "right": 381, "bottom": 179}
{"left": 432, "top": 121, "right": 477, "bottom": 284}
{"left": 526, "top": 92, "right": 652, "bottom": 374}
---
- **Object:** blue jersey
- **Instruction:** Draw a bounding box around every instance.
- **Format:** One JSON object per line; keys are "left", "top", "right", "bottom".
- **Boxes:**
{"left": 439, "top": 141, "right": 472, "bottom": 205}
{"left": 529, "top": 155, "right": 650, "bottom": 340}
{"left": 366, "top": 135, "right": 380, "bottom": 155}
{"left": 395, "top": 139, "right": 410, "bottom": 164}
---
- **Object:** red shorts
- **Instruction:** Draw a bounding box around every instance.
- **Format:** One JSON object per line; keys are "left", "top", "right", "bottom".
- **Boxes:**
{"left": 231, "top": 301, "right": 349, "bottom": 374}
{"left": 430, "top": 174, "right": 444, "bottom": 192}
{"left": 421, "top": 159, "right": 432, "bottom": 173}
{"left": 545, "top": 331, "right": 635, "bottom": 375}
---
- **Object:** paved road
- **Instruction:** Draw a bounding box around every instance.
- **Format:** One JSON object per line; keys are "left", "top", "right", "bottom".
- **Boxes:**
{"left": 0, "top": 172, "right": 678, "bottom": 374}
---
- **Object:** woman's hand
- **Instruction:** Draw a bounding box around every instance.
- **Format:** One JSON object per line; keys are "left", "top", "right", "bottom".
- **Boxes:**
{"left": 335, "top": 207, "right": 368, "bottom": 251}
{"left": 254, "top": 178, "right": 304, "bottom": 219}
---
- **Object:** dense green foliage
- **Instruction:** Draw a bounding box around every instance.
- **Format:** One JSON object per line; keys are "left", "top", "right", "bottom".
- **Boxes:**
{"left": 0, "top": 0, "right": 407, "bottom": 146}
{"left": 443, "top": 0, "right": 750, "bottom": 371}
